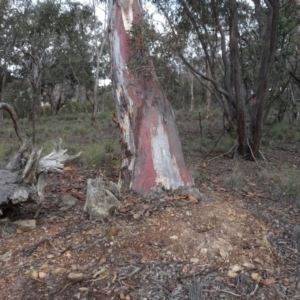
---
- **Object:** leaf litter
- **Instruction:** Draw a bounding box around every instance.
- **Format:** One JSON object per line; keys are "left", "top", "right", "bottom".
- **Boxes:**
{"left": 1, "top": 116, "right": 300, "bottom": 299}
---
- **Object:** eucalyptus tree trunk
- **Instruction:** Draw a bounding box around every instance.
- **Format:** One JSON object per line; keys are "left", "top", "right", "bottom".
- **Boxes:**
{"left": 187, "top": 69, "right": 194, "bottom": 111}
{"left": 108, "top": 0, "right": 193, "bottom": 195}
{"left": 250, "top": 0, "right": 279, "bottom": 157}
{"left": 205, "top": 63, "right": 212, "bottom": 119}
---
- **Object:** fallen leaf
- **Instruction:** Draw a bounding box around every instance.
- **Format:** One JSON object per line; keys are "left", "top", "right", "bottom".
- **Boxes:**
{"left": 121, "top": 281, "right": 136, "bottom": 289}
{"left": 120, "top": 292, "right": 125, "bottom": 299}
{"left": 133, "top": 214, "right": 140, "bottom": 220}
{"left": 45, "top": 241, "right": 60, "bottom": 254}
{"left": 77, "top": 265, "right": 89, "bottom": 272}
{"left": 64, "top": 166, "right": 74, "bottom": 171}
{"left": 52, "top": 268, "right": 67, "bottom": 275}
{"left": 39, "top": 272, "right": 47, "bottom": 279}
{"left": 251, "top": 272, "right": 262, "bottom": 282}
{"left": 99, "top": 257, "right": 106, "bottom": 264}
{"left": 170, "top": 235, "right": 179, "bottom": 240}
{"left": 260, "top": 278, "right": 275, "bottom": 286}
{"left": 93, "top": 268, "right": 109, "bottom": 279}
{"left": 219, "top": 248, "right": 227, "bottom": 260}
{"left": 282, "top": 278, "right": 289, "bottom": 285}
{"left": 188, "top": 193, "right": 198, "bottom": 203}
{"left": 230, "top": 265, "right": 243, "bottom": 272}
{"left": 31, "top": 271, "right": 39, "bottom": 279}
{"left": 227, "top": 270, "right": 238, "bottom": 278}
{"left": 223, "top": 277, "right": 232, "bottom": 286}
{"left": 201, "top": 162, "right": 207, "bottom": 168}
{"left": 107, "top": 227, "right": 121, "bottom": 237}
{"left": 242, "top": 262, "right": 255, "bottom": 269}
{"left": 182, "top": 265, "right": 188, "bottom": 273}
{"left": 68, "top": 272, "right": 83, "bottom": 280}
{"left": 253, "top": 258, "right": 264, "bottom": 265}
{"left": 112, "top": 272, "right": 118, "bottom": 283}
{"left": 65, "top": 250, "right": 71, "bottom": 258}
{"left": 70, "top": 191, "right": 85, "bottom": 201}
{"left": 0, "top": 250, "right": 12, "bottom": 262}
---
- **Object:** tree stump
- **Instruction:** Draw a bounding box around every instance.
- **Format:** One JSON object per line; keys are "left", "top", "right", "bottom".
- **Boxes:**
{"left": 0, "top": 102, "right": 81, "bottom": 218}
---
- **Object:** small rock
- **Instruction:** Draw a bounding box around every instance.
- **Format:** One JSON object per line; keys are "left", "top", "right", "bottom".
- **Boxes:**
{"left": 71, "top": 264, "right": 77, "bottom": 270}
{"left": 14, "top": 219, "right": 36, "bottom": 233}
{"left": 170, "top": 235, "right": 178, "bottom": 240}
{"left": 133, "top": 214, "right": 140, "bottom": 220}
{"left": 78, "top": 287, "right": 88, "bottom": 291}
{"left": 68, "top": 272, "right": 83, "bottom": 280}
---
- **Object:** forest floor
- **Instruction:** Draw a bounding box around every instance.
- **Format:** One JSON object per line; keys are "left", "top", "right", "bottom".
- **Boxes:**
{"left": 1, "top": 111, "right": 300, "bottom": 299}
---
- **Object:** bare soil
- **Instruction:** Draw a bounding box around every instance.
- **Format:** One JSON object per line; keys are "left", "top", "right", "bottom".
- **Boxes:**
{"left": 1, "top": 113, "right": 300, "bottom": 300}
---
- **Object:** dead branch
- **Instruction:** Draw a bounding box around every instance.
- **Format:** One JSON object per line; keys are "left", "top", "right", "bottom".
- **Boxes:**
{"left": 0, "top": 103, "right": 81, "bottom": 217}
{"left": 0, "top": 102, "right": 25, "bottom": 143}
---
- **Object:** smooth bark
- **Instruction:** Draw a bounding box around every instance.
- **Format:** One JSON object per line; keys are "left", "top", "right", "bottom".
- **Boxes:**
{"left": 108, "top": 0, "right": 193, "bottom": 195}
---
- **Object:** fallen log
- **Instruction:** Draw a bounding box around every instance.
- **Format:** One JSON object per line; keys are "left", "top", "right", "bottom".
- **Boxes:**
{"left": 0, "top": 102, "right": 81, "bottom": 218}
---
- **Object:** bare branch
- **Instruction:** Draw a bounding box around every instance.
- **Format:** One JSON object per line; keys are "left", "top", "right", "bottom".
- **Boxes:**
{"left": 0, "top": 102, "right": 25, "bottom": 143}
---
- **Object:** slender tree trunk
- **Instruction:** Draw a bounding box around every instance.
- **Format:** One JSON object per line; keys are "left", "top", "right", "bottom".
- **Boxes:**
{"left": 251, "top": 0, "right": 279, "bottom": 157}
{"left": 108, "top": 0, "right": 193, "bottom": 195}
{"left": 187, "top": 69, "right": 194, "bottom": 111}
{"left": 229, "top": 0, "right": 246, "bottom": 155}
{"left": 205, "top": 63, "right": 212, "bottom": 119}
{"left": 0, "top": 63, "right": 8, "bottom": 124}
{"left": 91, "top": 0, "right": 107, "bottom": 124}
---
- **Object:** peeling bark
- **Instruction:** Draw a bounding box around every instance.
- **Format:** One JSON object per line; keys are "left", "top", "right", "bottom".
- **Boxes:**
{"left": 108, "top": 0, "right": 193, "bottom": 195}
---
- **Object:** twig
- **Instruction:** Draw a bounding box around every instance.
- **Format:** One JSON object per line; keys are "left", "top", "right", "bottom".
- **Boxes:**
{"left": 247, "top": 138, "right": 258, "bottom": 164}
{"left": 202, "top": 288, "right": 241, "bottom": 297}
{"left": 0, "top": 102, "right": 25, "bottom": 142}
{"left": 207, "top": 143, "right": 236, "bottom": 161}
{"left": 259, "top": 150, "right": 266, "bottom": 161}
{"left": 246, "top": 283, "right": 258, "bottom": 300}
{"left": 210, "top": 128, "right": 226, "bottom": 153}
{"left": 215, "top": 288, "right": 241, "bottom": 297}
{"left": 198, "top": 112, "right": 203, "bottom": 140}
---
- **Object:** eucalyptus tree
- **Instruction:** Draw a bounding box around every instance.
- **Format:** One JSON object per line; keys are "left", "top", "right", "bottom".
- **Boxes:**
{"left": 155, "top": 0, "right": 279, "bottom": 159}
{"left": 108, "top": 0, "right": 194, "bottom": 195}
{"left": 0, "top": 0, "right": 19, "bottom": 123}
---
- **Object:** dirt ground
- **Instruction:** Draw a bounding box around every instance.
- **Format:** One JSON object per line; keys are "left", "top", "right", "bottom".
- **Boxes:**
{"left": 1, "top": 113, "right": 300, "bottom": 300}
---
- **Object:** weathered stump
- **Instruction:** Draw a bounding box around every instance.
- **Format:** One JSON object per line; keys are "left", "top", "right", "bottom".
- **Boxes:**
{"left": 0, "top": 102, "right": 81, "bottom": 217}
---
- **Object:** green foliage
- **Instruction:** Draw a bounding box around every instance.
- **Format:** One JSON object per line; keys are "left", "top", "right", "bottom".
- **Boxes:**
{"left": 265, "top": 122, "right": 300, "bottom": 143}
{"left": 82, "top": 141, "right": 115, "bottom": 168}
